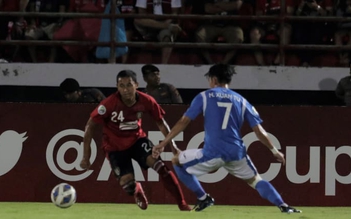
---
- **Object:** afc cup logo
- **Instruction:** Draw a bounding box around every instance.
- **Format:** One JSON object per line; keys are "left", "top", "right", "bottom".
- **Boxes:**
{"left": 46, "top": 129, "right": 97, "bottom": 181}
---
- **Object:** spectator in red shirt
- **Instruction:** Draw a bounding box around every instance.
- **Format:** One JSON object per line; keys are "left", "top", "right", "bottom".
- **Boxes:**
{"left": 80, "top": 70, "right": 191, "bottom": 211}
{"left": 249, "top": 0, "right": 295, "bottom": 65}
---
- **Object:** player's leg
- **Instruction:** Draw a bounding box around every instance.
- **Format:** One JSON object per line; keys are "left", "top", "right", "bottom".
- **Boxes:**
{"left": 247, "top": 175, "right": 301, "bottom": 213}
{"left": 131, "top": 138, "right": 191, "bottom": 211}
{"left": 108, "top": 150, "right": 148, "bottom": 210}
{"left": 149, "top": 157, "right": 191, "bottom": 211}
{"left": 224, "top": 155, "right": 301, "bottom": 213}
{"left": 176, "top": 149, "right": 217, "bottom": 211}
{"left": 172, "top": 150, "right": 207, "bottom": 200}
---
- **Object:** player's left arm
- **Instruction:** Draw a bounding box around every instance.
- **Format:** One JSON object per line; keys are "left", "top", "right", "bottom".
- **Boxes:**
{"left": 251, "top": 125, "right": 276, "bottom": 152}
{"left": 153, "top": 116, "right": 192, "bottom": 158}
{"left": 252, "top": 125, "right": 285, "bottom": 165}
{"left": 159, "top": 115, "right": 191, "bottom": 146}
{"left": 163, "top": 92, "right": 203, "bottom": 143}
{"left": 148, "top": 97, "right": 179, "bottom": 154}
{"left": 244, "top": 100, "right": 285, "bottom": 164}
{"left": 152, "top": 93, "right": 203, "bottom": 158}
{"left": 155, "top": 118, "right": 180, "bottom": 154}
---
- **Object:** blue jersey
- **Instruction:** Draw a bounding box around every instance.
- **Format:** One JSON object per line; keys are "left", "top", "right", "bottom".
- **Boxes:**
{"left": 184, "top": 87, "right": 262, "bottom": 161}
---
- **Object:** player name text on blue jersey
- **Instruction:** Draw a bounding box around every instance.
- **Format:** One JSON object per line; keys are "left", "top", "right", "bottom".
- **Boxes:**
{"left": 208, "top": 92, "right": 241, "bottom": 102}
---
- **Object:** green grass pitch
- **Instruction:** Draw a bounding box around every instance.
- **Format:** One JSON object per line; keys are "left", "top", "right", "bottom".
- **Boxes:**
{"left": 0, "top": 202, "right": 349, "bottom": 219}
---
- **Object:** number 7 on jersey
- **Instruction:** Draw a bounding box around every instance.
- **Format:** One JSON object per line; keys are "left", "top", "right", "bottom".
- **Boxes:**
{"left": 217, "top": 102, "right": 233, "bottom": 129}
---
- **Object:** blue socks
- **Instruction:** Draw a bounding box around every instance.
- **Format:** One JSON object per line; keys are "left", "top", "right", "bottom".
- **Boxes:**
{"left": 173, "top": 165, "right": 284, "bottom": 206}
{"left": 173, "top": 165, "right": 206, "bottom": 199}
{"left": 255, "top": 180, "right": 284, "bottom": 206}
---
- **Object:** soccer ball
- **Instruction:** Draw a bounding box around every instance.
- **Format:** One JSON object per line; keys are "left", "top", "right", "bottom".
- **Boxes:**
{"left": 51, "top": 183, "right": 77, "bottom": 208}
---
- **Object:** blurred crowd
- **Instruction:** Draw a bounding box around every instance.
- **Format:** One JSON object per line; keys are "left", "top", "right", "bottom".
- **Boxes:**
{"left": 0, "top": 0, "right": 350, "bottom": 66}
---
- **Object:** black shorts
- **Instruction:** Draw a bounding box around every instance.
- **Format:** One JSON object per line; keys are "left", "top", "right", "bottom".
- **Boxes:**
{"left": 108, "top": 137, "right": 155, "bottom": 179}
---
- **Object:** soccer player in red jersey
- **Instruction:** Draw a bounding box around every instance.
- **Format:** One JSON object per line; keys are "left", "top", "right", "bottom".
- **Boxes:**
{"left": 80, "top": 70, "right": 191, "bottom": 211}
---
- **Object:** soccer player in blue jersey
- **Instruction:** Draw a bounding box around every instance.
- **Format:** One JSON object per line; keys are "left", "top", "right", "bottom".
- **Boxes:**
{"left": 152, "top": 64, "right": 302, "bottom": 213}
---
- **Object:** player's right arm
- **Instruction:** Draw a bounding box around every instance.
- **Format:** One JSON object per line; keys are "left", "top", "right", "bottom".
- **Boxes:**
{"left": 80, "top": 117, "right": 99, "bottom": 169}
{"left": 80, "top": 99, "right": 111, "bottom": 169}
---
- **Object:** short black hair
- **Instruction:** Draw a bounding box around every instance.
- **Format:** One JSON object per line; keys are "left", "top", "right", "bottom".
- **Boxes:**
{"left": 117, "top": 70, "right": 138, "bottom": 83}
{"left": 141, "top": 64, "right": 159, "bottom": 77}
{"left": 60, "top": 78, "right": 80, "bottom": 93}
{"left": 205, "top": 64, "right": 236, "bottom": 84}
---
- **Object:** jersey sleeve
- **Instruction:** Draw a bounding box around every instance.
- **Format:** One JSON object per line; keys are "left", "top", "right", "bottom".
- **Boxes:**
{"left": 147, "top": 96, "right": 165, "bottom": 121}
{"left": 90, "top": 98, "right": 112, "bottom": 124}
{"left": 184, "top": 93, "right": 203, "bottom": 120}
{"left": 243, "top": 100, "right": 263, "bottom": 128}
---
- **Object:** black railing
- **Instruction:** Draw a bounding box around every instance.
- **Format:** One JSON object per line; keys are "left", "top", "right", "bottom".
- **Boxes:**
{"left": 0, "top": 2, "right": 347, "bottom": 65}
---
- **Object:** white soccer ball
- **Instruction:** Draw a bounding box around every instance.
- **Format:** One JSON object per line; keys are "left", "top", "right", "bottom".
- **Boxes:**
{"left": 51, "top": 183, "right": 77, "bottom": 208}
